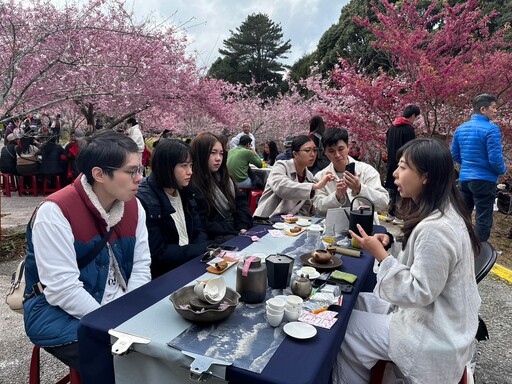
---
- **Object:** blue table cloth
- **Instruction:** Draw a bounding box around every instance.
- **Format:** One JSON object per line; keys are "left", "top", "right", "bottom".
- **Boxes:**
{"left": 78, "top": 225, "right": 384, "bottom": 384}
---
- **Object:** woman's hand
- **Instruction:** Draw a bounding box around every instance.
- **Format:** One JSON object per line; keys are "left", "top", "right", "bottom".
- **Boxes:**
{"left": 349, "top": 224, "right": 389, "bottom": 262}
{"left": 313, "top": 172, "right": 335, "bottom": 190}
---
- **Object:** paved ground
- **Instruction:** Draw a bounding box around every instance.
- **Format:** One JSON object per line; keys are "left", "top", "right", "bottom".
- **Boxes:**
{"left": 1, "top": 195, "right": 511, "bottom": 383}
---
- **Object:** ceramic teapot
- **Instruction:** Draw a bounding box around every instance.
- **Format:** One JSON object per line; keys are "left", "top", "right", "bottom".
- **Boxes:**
{"left": 348, "top": 196, "right": 374, "bottom": 237}
{"left": 291, "top": 274, "right": 312, "bottom": 299}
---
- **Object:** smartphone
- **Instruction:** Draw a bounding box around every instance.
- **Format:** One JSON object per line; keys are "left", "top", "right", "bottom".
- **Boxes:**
{"left": 346, "top": 162, "right": 355, "bottom": 175}
{"left": 206, "top": 244, "right": 239, "bottom": 252}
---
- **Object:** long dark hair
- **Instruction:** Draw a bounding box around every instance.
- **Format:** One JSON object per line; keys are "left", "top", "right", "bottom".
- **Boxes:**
{"left": 397, "top": 138, "right": 481, "bottom": 256}
{"left": 150, "top": 138, "right": 193, "bottom": 189}
{"left": 263, "top": 140, "right": 279, "bottom": 165}
{"left": 190, "top": 132, "right": 236, "bottom": 215}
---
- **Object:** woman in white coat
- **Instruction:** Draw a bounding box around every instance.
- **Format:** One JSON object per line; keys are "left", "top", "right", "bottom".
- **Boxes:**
{"left": 334, "top": 138, "right": 481, "bottom": 384}
{"left": 253, "top": 135, "right": 333, "bottom": 218}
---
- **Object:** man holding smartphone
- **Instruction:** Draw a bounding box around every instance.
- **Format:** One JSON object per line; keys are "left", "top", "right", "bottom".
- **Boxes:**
{"left": 313, "top": 128, "right": 389, "bottom": 217}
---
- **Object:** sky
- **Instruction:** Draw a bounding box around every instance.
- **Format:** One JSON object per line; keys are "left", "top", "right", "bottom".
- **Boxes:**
{"left": 126, "top": 0, "right": 350, "bottom": 69}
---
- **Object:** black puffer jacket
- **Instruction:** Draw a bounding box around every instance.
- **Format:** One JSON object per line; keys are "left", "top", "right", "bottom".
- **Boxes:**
{"left": 137, "top": 174, "right": 210, "bottom": 278}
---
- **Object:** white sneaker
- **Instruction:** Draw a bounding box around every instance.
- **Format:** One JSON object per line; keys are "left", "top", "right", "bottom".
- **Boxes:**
{"left": 392, "top": 218, "right": 404, "bottom": 225}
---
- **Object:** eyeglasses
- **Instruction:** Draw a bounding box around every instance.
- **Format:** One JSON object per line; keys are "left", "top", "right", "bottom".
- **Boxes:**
{"left": 104, "top": 165, "right": 145, "bottom": 180}
{"left": 299, "top": 148, "right": 319, "bottom": 154}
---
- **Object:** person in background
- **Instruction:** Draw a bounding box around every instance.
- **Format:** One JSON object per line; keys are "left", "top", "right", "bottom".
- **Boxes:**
{"left": 23, "top": 130, "right": 151, "bottom": 372}
{"left": 313, "top": 128, "right": 389, "bottom": 217}
{"left": 451, "top": 93, "right": 507, "bottom": 242}
{"left": 229, "top": 121, "right": 256, "bottom": 149}
{"left": 62, "top": 129, "right": 85, "bottom": 183}
{"left": 126, "top": 117, "right": 145, "bottom": 154}
{"left": 0, "top": 133, "right": 19, "bottom": 175}
{"left": 254, "top": 135, "right": 333, "bottom": 218}
{"left": 333, "top": 138, "right": 480, "bottom": 384}
{"left": 348, "top": 141, "right": 361, "bottom": 160}
{"left": 16, "top": 133, "right": 41, "bottom": 175}
{"left": 384, "top": 104, "right": 420, "bottom": 224}
{"left": 137, "top": 139, "right": 209, "bottom": 278}
{"left": 39, "top": 135, "right": 66, "bottom": 177}
{"left": 226, "top": 134, "right": 262, "bottom": 189}
{"left": 3, "top": 117, "right": 19, "bottom": 145}
{"left": 276, "top": 136, "right": 293, "bottom": 161}
{"left": 263, "top": 140, "right": 279, "bottom": 166}
{"left": 190, "top": 133, "right": 253, "bottom": 243}
{"left": 51, "top": 114, "right": 61, "bottom": 142}
{"left": 308, "top": 115, "right": 330, "bottom": 174}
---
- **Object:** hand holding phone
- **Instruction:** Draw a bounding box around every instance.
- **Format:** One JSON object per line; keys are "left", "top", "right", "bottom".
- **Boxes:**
{"left": 345, "top": 162, "right": 355, "bottom": 175}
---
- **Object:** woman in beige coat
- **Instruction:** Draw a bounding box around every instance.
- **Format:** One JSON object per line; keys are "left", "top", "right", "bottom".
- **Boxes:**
{"left": 253, "top": 135, "right": 334, "bottom": 218}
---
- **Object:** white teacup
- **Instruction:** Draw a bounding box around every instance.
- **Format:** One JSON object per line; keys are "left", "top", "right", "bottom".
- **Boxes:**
{"left": 267, "top": 311, "right": 284, "bottom": 327}
{"left": 286, "top": 295, "right": 303, "bottom": 308}
{"left": 297, "top": 219, "right": 310, "bottom": 226}
{"left": 266, "top": 306, "right": 284, "bottom": 316}
{"left": 273, "top": 222, "right": 285, "bottom": 230}
{"left": 300, "top": 266, "right": 316, "bottom": 276}
{"left": 194, "top": 276, "right": 226, "bottom": 304}
{"left": 285, "top": 308, "right": 301, "bottom": 322}
{"left": 266, "top": 297, "right": 286, "bottom": 312}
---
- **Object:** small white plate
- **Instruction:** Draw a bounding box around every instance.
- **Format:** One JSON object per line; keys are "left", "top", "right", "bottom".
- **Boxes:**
{"left": 308, "top": 224, "right": 323, "bottom": 231}
{"left": 273, "top": 223, "right": 286, "bottom": 230}
{"left": 297, "top": 220, "right": 311, "bottom": 227}
{"left": 283, "top": 322, "right": 317, "bottom": 340}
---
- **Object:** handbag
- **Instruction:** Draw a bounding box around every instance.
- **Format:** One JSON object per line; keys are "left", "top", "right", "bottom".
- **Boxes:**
{"left": 5, "top": 227, "right": 114, "bottom": 314}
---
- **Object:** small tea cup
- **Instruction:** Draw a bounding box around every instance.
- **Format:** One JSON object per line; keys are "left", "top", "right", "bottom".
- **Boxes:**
{"left": 286, "top": 295, "right": 303, "bottom": 308}
{"left": 266, "top": 311, "right": 284, "bottom": 327}
{"left": 267, "top": 297, "right": 286, "bottom": 312}
{"left": 285, "top": 308, "right": 301, "bottom": 322}
{"left": 194, "top": 276, "right": 226, "bottom": 304}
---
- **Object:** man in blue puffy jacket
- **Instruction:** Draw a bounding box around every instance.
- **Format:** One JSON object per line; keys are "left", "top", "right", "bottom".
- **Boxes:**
{"left": 451, "top": 94, "right": 507, "bottom": 241}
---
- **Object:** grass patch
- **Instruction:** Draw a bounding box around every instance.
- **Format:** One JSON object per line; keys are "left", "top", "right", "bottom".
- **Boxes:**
{"left": 0, "top": 232, "right": 26, "bottom": 261}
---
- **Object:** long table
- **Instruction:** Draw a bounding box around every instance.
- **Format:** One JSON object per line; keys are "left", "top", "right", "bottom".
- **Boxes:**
{"left": 78, "top": 225, "right": 383, "bottom": 384}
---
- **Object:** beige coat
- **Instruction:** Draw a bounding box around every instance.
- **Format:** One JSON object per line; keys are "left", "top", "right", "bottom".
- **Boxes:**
{"left": 253, "top": 159, "right": 315, "bottom": 218}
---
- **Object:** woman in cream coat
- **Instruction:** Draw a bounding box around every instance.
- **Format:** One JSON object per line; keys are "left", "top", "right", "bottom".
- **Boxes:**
{"left": 254, "top": 135, "right": 333, "bottom": 218}
{"left": 334, "top": 138, "right": 481, "bottom": 384}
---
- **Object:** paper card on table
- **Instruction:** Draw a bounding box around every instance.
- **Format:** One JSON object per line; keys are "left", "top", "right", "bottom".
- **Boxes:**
{"left": 268, "top": 229, "right": 285, "bottom": 238}
{"left": 251, "top": 235, "right": 260, "bottom": 242}
{"left": 299, "top": 310, "right": 338, "bottom": 329}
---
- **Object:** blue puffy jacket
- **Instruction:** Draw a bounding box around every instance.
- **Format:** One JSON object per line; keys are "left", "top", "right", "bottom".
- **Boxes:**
{"left": 451, "top": 114, "right": 507, "bottom": 182}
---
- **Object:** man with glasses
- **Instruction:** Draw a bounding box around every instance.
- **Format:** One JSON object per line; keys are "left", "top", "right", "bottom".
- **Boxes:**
{"left": 23, "top": 129, "right": 151, "bottom": 373}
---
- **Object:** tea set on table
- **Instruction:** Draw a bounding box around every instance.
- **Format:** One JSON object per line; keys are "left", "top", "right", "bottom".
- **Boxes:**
{"left": 170, "top": 197, "right": 376, "bottom": 338}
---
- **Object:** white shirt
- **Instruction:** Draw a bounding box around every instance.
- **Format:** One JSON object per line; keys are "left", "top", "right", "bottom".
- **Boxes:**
{"left": 167, "top": 192, "right": 189, "bottom": 246}
{"left": 229, "top": 132, "right": 256, "bottom": 149}
{"left": 32, "top": 199, "right": 151, "bottom": 319}
{"left": 127, "top": 124, "right": 145, "bottom": 153}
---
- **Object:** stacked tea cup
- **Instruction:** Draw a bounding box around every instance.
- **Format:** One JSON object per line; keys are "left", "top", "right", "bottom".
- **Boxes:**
{"left": 266, "top": 297, "right": 286, "bottom": 327}
{"left": 284, "top": 295, "right": 303, "bottom": 322}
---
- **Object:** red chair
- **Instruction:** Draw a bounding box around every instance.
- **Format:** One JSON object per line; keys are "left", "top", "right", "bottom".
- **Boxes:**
{"left": 249, "top": 190, "right": 263, "bottom": 215}
{"left": 30, "top": 345, "right": 81, "bottom": 384}
{"left": 0, "top": 173, "right": 19, "bottom": 197}
{"left": 370, "top": 360, "right": 469, "bottom": 384}
{"left": 42, "top": 174, "right": 62, "bottom": 195}
{"left": 18, "top": 175, "right": 38, "bottom": 196}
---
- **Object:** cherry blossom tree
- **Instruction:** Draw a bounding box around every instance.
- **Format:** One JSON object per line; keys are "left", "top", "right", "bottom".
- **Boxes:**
{"left": 303, "top": 0, "right": 512, "bottom": 166}
{"left": 0, "top": 0, "right": 233, "bottom": 132}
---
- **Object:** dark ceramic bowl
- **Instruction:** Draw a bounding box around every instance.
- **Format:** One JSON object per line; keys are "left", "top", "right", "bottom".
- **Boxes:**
{"left": 170, "top": 286, "right": 240, "bottom": 323}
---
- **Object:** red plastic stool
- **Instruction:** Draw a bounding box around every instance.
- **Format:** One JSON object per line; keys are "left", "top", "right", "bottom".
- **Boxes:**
{"left": 370, "top": 360, "right": 469, "bottom": 384}
{"left": 1, "top": 173, "right": 19, "bottom": 197}
{"left": 18, "top": 175, "right": 39, "bottom": 196}
{"left": 249, "top": 190, "right": 263, "bottom": 215}
{"left": 30, "top": 345, "right": 81, "bottom": 384}
{"left": 42, "top": 174, "right": 62, "bottom": 195}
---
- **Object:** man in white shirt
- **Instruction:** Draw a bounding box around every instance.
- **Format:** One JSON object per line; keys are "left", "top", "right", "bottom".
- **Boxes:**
{"left": 229, "top": 121, "right": 256, "bottom": 149}
{"left": 23, "top": 130, "right": 151, "bottom": 372}
{"left": 313, "top": 128, "right": 389, "bottom": 217}
{"left": 126, "top": 116, "right": 145, "bottom": 154}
